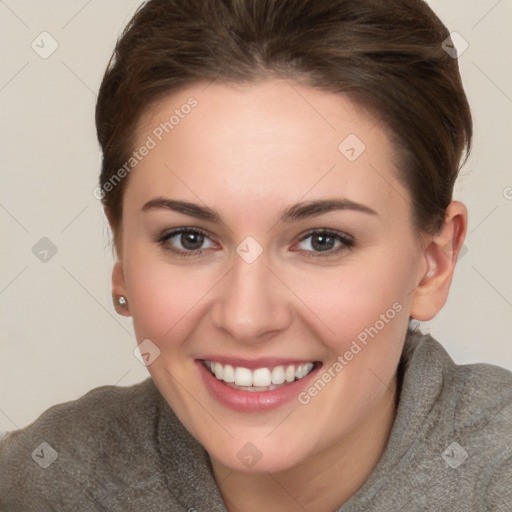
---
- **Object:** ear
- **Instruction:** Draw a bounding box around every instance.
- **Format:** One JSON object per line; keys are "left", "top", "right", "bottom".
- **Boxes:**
{"left": 112, "top": 260, "right": 131, "bottom": 317}
{"left": 410, "top": 201, "right": 467, "bottom": 322}
{"left": 104, "top": 207, "right": 130, "bottom": 317}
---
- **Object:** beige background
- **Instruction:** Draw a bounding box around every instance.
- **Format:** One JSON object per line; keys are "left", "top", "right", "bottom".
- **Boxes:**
{"left": 1, "top": 0, "right": 511, "bottom": 433}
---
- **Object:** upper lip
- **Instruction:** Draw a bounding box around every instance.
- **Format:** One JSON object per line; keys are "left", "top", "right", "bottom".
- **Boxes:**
{"left": 198, "top": 356, "right": 320, "bottom": 369}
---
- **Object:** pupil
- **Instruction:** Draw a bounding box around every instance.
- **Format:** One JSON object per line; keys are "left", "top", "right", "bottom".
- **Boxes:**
{"left": 312, "top": 234, "right": 334, "bottom": 251}
{"left": 181, "top": 232, "right": 203, "bottom": 250}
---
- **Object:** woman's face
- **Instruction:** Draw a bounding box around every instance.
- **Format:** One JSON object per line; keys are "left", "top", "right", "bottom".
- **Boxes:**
{"left": 116, "top": 79, "right": 430, "bottom": 472}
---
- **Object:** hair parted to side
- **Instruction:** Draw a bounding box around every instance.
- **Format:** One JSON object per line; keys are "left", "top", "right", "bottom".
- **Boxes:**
{"left": 96, "top": 0, "right": 472, "bottom": 248}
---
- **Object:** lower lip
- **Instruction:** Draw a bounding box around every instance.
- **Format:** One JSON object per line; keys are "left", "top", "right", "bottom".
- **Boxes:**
{"left": 196, "top": 360, "right": 321, "bottom": 412}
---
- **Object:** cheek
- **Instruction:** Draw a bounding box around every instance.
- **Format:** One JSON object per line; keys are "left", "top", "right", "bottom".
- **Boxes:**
{"left": 123, "top": 248, "right": 217, "bottom": 345}
{"left": 286, "top": 252, "right": 415, "bottom": 353}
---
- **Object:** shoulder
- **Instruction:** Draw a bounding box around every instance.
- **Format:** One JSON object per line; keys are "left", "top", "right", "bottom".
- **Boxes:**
{"left": 391, "top": 333, "right": 512, "bottom": 508}
{"left": 415, "top": 333, "right": 512, "bottom": 440}
{"left": 451, "top": 357, "right": 512, "bottom": 436}
{"left": 425, "top": 336, "right": 512, "bottom": 505}
{"left": 0, "top": 378, "right": 163, "bottom": 509}
{"left": 404, "top": 331, "right": 512, "bottom": 433}
{"left": 452, "top": 359, "right": 512, "bottom": 505}
{"left": 1, "top": 376, "right": 161, "bottom": 448}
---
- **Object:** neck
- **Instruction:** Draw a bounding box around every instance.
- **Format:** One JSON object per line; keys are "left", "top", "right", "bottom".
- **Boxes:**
{"left": 211, "top": 375, "right": 398, "bottom": 512}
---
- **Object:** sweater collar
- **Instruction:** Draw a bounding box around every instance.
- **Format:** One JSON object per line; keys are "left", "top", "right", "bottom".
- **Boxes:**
{"left": 157, "top": 392, "right": 229, "bottom": 510}
{"left": 156, "top": 330, "right": 455, "bottom": 510}
{"left": 338, "top": 330, "right": 458, "bottom": 508}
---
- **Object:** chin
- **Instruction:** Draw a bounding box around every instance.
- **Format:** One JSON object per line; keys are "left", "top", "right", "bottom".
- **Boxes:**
{"left": 207, "top": 437, "right": 314, "bottom": 474}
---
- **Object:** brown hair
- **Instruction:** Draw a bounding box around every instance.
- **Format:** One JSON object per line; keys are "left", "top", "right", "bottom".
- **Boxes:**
{"left": 96, "top": 0, "right": 472, "bottom": 245}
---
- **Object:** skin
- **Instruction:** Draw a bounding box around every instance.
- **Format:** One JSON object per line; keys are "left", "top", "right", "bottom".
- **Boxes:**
{"left": 110, "top": 79, "right": 467, "bottom": 511}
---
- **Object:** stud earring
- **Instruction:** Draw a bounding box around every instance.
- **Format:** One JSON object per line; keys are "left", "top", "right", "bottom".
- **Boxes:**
{"left": 117, "top": 296, "right": 128, "bottom": 307}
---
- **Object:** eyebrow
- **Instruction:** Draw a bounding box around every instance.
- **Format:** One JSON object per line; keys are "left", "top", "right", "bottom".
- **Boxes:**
{"left": 141, "top": 197, "right": 378, "bottom": 223}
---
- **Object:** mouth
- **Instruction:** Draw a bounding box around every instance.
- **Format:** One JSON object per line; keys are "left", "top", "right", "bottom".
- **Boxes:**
{"left": 197, "top": 358, "right": 322, "bottom": 411}
{"left": 202, "top": 359, "right": 317, "bottom": 391}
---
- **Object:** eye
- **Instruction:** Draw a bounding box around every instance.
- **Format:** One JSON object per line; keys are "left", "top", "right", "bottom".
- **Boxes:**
{"left": 156, "top": 228, "right": 217, "bottom": 257}
{"left": 155, "top": 227, "right": 354, "bottom": 259}
{"left": 293, "top": 229, "right": 354, "bottom": 257}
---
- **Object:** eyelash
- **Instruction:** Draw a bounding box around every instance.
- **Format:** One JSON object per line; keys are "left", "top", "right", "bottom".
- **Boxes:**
{"left": 295, "top": 229, "right": 355, "bottom": 258}
{"left": 155, "top": 228, "right": 355, "bottom": 259}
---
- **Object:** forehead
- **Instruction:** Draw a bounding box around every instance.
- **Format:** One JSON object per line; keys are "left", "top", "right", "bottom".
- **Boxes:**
{"left": 137, "top": 78, "right": 381, "bottom": 161}
{"left": 126, "top": 79, "right": 408, "bottom": 225}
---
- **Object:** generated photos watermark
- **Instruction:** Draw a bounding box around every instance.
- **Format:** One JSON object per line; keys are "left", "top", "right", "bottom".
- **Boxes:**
{"left": 298, "top": 301, "right": 403, "bottom": 405}
{"left": 93, "top": 97, "right": 198, "bottom": 200}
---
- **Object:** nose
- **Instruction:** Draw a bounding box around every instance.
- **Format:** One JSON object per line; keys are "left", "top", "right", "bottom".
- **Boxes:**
{"left": 211, "top": 251, "right": 292, "bottom": 344}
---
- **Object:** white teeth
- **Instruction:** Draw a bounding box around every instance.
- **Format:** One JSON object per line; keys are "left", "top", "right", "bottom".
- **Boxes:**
{"left": 214, "top": 362, "right": 223, "bottom": 380}
{"left": 205, "top": 360, "right": 316, "bottom": 389}
{"left": 285, "top": 365, "right": 295, "bottom": 382}
{"left": 223, "top": 364, "right": 235, "bottom": 383}
{"left": 271, "top": 366, "right": 285, "bottom": 385}
{"left": 234, "top": 367, "right": 253, "bottom": 386}
{"left": 252, "top": 368, "right": 272, "bottom": 387}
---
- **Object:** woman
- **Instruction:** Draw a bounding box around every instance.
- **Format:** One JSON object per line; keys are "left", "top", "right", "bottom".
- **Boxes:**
{"left": 1, "top": 0, "right": 511, "bottom": 510}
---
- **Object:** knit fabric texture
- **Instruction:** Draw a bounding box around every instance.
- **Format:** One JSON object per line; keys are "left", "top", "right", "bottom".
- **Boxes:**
{"left": 1, "top": 331, "right": 511, "bottom": 511}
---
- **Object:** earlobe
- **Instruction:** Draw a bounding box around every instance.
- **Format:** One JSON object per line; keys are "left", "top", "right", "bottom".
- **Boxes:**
{"left": 410, "top": 201, "right": 467, "bottom": 322}
{"left": 112, "top": 261, "right": 131, "bottom": 317}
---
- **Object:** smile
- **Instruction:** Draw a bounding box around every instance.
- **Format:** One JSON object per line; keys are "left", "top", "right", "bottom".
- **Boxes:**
{"left": 202, "top": 360, "right": 316, "bottom": 391}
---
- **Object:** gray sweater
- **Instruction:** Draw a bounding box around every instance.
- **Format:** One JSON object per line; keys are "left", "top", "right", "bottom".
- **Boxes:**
{"left": 1, "top": 332, "right": 511, "bottom": 511}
